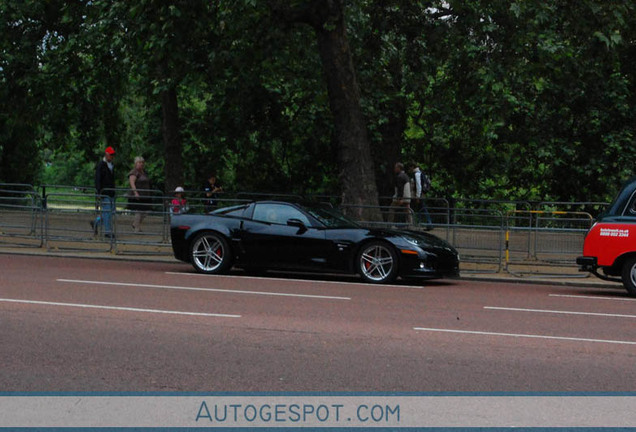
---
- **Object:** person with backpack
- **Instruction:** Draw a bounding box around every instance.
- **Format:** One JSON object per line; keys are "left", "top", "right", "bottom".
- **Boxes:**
{"left": 412, "top": 164, "right": 433, "bottom": 229}
{"left": 412, "top": 165, "right": 430, "bottom": 198}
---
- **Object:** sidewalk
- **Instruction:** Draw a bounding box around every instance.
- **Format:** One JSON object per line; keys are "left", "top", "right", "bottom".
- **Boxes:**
{"left": 0, "top": 244, "right": 620, "bottom": 290}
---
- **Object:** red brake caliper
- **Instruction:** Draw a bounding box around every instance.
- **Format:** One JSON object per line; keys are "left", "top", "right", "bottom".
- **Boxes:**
{"left": 364, "top": 251, "right": 372, "bottom": 270}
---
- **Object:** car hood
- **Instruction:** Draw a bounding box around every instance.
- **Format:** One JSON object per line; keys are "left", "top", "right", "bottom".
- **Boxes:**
{"left": 369, "top": 228, "right": 457, "bottom": 250}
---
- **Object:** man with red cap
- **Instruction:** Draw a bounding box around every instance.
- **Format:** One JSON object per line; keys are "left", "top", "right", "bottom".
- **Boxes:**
{"left": 91, "top": 146, "right": 116, "bottom": 238}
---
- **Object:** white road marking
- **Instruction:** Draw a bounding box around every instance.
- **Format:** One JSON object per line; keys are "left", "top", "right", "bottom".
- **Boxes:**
{"left": 164, "top": 271, "right": 426, "bottom": 290}
{"left": 549, "top": 294, "right": 636, "bottom": 302}
{"left": 413, "top": 327, "right": 636, "bottom": 345}
{"left": 484, "top": 306, "right": 636, "bottom": 319}
{"left": 57, "top": 279, "right": 351, "bottom": 300}
{"left": 0, "top": 298, "right": 240, "bottom": 318}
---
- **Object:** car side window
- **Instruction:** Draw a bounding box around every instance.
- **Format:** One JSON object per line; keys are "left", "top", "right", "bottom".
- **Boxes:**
{"left": 252, "top": 204, "right": 311, "bottom": 226}
{"left": 213, "top": 205, "right": 249, "bottom": 218}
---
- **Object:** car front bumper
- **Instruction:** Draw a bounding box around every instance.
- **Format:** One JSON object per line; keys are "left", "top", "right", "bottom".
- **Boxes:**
{"left": 400, "top": 250, "right": 460, "bottom": 279}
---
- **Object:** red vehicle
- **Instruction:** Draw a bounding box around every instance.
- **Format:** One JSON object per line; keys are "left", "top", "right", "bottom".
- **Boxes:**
{"left": 577, "top": 176, "right": 636, "bottom": 296}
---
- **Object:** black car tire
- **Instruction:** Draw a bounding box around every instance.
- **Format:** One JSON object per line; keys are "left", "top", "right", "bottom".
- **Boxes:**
{"left": 621, "top": 256, "right": 636, "bottom": 297}
{"left": 356, "top": 241, "right": 399, "bottom": 284}
{"left": 190, "top": 232, "right": 233, "bottom": 274}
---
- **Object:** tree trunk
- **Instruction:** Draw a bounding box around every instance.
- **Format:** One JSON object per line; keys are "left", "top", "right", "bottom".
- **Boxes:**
{"left": 273, "top": 0, "right": 379, "bottom": 210}
{"left": 312, "top": 1, "right": 379, "bottom": 213}
{"left": 365, "top": 7, "right": 407, "bottom": 204}
{"left": 268, "top": 0, "right": 379, "bottom": 216}
{"left": 160, "top": 86, "right": 184, "bottom": 194}
{"left": 374, "top": 96, "right": 406, "bottom": 203}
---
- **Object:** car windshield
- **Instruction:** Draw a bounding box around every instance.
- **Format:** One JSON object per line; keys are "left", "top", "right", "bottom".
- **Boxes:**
{"left": 600, "top": 176, "right": 636, "bottom": 218}
{"left": 304, "top": 206, "right": 360, "bottom": 228}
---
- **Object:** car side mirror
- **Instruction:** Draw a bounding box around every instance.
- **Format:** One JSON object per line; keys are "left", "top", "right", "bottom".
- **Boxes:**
{"left": 287, "top": 218, "right": 308, "bottom": 233}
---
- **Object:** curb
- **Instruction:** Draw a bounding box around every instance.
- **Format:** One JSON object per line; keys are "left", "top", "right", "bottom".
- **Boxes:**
{"left": 459, "top": 274, "right": 620, "bottom": 289}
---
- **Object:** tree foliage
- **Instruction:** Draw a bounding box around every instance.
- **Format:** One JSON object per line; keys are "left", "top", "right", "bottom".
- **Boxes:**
{"left": 1, "top": 0, "right": 634, "bottom": 203}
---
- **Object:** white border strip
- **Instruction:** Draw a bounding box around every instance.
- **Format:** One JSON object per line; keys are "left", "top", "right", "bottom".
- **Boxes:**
{"left": 1, "top": 395, "right": 635, "bottom": 428}
{"left": 484, "top": 306, "right": 636, "bottom": 319}
{"left": 57, "top": 279, "right": 351, "bottom": 300}
{"left": 413, "top": 327, "right": 636, "bottom": 345}
{"left": 0, "top": 298, "right": 240, "bottom": 318}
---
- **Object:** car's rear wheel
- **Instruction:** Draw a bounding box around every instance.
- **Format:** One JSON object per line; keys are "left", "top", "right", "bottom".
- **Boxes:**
{"left": 621, "top": 256, "right": 636, "bottom": 297}
{"left": 357, "top": 241, "right": 398, "bottom": 284}
{"left": 190, "top": 232, "right": 232, "bottom": 274}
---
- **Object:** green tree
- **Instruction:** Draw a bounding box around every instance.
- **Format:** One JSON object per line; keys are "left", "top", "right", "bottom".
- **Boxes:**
{"left": 270, "top": 0, "right": 380, "bottom": 207}
{"left": 2, "top": 0, "right": 635, "bottom": 206}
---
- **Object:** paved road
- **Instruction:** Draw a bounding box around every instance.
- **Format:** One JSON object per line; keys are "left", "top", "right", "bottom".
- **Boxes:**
{"left": 1, "top": 254, "right": 634, "bottom": 392}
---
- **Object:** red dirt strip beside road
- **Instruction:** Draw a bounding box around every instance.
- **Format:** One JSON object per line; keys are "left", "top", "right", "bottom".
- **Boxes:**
{"left": 1, "top": 254, "right": 634, "bottom": 392}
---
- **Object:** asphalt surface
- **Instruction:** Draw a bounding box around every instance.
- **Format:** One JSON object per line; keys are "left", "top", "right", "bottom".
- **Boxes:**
{"left": 1, "top": 252, "right": 634, "bottom": 392}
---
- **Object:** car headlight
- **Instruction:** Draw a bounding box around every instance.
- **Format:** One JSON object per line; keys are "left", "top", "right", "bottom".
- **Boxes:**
{"left": 403, "top": 236, "right": 424, "bottom": 247}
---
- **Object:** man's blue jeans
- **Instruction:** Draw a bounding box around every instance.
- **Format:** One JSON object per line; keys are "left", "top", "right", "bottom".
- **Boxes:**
{"left": 95, "top": 196, "right": 114, "bottom": 235}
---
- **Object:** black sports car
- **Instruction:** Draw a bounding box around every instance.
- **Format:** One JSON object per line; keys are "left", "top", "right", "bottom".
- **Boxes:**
{"left": 170, "top": 201, "right": 459, "bottom": 283}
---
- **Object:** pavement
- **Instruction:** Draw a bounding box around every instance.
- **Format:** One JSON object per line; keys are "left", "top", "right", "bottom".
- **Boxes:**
{"left": 5, "top": 253, "right": 635, "bottom": 393}
{"left": 0, "top": 243, "right": 621, "bottom": 290}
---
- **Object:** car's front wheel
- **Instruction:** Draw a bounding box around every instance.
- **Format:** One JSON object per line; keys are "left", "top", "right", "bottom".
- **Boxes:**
{"left": 190, "top": 232, "right": 233, "bottom": 274}
{"left": 621, "top": 256, "right": 636, "bottom": 297}
{"left": 357, "top": 241, "right": 398, "bottom": 284}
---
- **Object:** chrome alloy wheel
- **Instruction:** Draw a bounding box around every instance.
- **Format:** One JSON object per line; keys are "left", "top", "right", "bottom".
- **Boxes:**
{"left": 192, "top": 233, "right": 226, "bottom": 273}
{"left": 359, "top": 243, "right": 396, "bottom": 282}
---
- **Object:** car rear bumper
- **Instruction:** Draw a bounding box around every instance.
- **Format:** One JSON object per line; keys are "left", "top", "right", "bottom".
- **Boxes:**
{"left": 576, "top": 255, "right": 624, "bottom": 283}
{"left": 576, "top": 256, "right": 597, "bottom": 271}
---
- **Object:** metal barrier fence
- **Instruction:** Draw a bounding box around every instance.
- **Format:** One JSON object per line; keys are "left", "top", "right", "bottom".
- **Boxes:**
{"left": 0, "top": 182, "right": 603, "bottom": 274}
{"left": 45, "top": 190, "right": 112, "bottom": 252}
{"left": 236, "top": 192, "right": 304, "bottom": 202}
{"left": 504, "top": 210, "right": 595, "bottom": 277}
{"left": 109, "top": 187, "right": 170, "bottom": 255}
{"left": 537, "top": 201, "right": 610, "bottom": 215}
{"left": 0, "top": 183, "right": 43, "bottom": 247}
{"left": 448, "top": 208, "right": 505, "bottom": 271}
{"left": 339, "top": 204, "right": 414, "bottom": 229}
